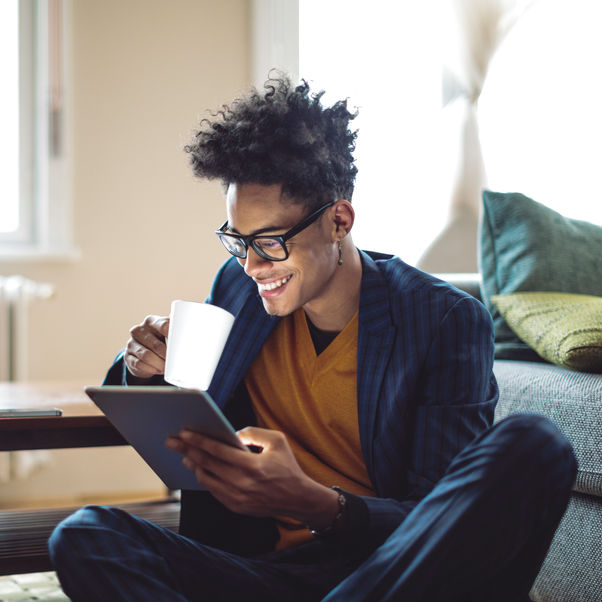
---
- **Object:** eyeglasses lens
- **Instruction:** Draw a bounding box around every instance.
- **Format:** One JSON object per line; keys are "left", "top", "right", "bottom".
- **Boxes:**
{"left": 253, "top": 238, "right": 287, "bottom": 260}
{"left": 217, "top": 234, "right": 287, "bottom": 261}
{"left": 217, "top": 234, "right": 246, "bottom": 258}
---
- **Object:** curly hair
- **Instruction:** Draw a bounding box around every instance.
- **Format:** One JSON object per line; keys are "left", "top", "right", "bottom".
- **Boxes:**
{"left": 184, "top": 74, "right": 358, "bottom": 210}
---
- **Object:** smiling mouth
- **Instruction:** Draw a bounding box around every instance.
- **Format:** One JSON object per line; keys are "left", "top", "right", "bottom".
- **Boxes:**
{"left": 257, "top": 275, "right": 293, "bottom": 293}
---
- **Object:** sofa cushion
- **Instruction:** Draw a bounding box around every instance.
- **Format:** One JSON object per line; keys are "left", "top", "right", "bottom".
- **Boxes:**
{"left": 493, "top": 360, "right": 602, "bottom": 497}
{"left": 492, "top": 292, "right": 602, "bottom": 373}
{"left": 479, "top": 190, "right": 602, "bottom": 361}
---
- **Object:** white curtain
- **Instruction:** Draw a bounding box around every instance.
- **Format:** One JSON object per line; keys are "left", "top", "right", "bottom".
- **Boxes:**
{"left": 417, "top": 0, "right": 535, "bottom": 273}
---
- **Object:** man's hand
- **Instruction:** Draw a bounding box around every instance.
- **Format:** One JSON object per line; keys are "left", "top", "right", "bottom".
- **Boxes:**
{"left": 124, "top": 315, "right": 170, "bottom": 379}
{"left": 165, "top": 427, "right": 339, "bottom": 529}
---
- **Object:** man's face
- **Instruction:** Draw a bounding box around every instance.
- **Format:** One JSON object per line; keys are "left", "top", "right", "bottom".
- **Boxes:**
{"left": 225, "top": 183, "right": 339, "bottom": 317}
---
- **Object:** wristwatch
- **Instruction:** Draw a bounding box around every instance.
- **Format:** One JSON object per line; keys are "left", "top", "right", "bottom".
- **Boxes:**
{"left": 309, "top": 486, "right": 347, "bottom": 538}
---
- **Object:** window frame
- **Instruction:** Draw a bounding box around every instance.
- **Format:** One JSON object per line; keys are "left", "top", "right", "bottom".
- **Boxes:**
{"left": 0, "top": 0, "right": 77, "bottom": 262}
{"left": 250, "top": 0, "right": 299, "bottom": 89}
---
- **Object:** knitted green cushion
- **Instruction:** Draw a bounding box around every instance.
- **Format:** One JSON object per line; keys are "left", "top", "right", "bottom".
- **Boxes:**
{"left": 491, "top": 292, "right": 602, "bottom": 373}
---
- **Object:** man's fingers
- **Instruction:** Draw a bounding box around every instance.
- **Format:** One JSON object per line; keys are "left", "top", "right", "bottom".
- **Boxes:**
{"left": 173, "top": 428, "right": 311, "bottom": 519}
{"left": 142, "top": 314, "right": 170, "bottom": 339}
{"left": 165, "top": 436, "right": 185, "bottom": 453}
{"left": 179, "top": 430, "right": 253, "bottom": 464}
{"left": 126, "top": 353, "right": 162, "bottom": 377}
{"left": 155, "top": 316, "right": 170, "bottom": 338}
{"left": 184, "top": 445, "right": 234, "bottom": 476}
{"left": 124, "top": 313, "right": 170, "bottom": 379}
{"left": 182, "top": 458, "right": 258, "bottom": 515}
{"left": 181, "top": 447, "right": 240, "bottom": 489}
{"left": 177, "top": 431, "right": 267, "bottom": 491}
{"left": 129, "top": 322, "right": 167, "bottom": 359}
{"left": 127, "top": 339, "right": 164, "bottom": 371}
{"left": 237, "top": 427, "right": 287, "bottom": 450}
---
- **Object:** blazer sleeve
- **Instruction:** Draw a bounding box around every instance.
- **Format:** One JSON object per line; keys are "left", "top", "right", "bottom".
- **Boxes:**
{"left": 356, "top": 296, "right": 498, "bottom": 545}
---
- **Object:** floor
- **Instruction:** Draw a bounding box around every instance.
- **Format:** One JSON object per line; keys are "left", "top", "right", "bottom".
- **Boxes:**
{"left": 0, "top": 573, "right": 69, "bottom": 601}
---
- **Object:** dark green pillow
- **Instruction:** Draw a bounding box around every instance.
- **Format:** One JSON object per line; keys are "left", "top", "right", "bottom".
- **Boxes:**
{"left": 491, "top": 292, "right": 602, "bottom": 373}
{"left": 479, "top": 190, "right": 602, "bottom": 361}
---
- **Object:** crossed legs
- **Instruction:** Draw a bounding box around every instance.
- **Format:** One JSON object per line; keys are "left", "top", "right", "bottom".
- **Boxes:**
{"left": 323, "top": 413, "right": 576, "bottom": 601}
{"left": 49, "top": 413, "right": 576, "bottom": 601}
{"left": 48, "top": 506, "right": 363, "bottom": 601}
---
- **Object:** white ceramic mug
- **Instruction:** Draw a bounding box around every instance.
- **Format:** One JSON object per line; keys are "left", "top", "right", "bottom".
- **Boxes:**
{"left": 164, "top": 300, "right": 235, "bottom": 390}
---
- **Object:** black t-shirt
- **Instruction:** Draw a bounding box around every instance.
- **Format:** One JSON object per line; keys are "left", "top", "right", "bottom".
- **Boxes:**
{"left": 305, "top": 313, "right": 339, "bottom": 355}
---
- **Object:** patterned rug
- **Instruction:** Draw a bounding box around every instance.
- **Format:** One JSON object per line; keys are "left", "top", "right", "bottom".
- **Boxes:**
{"left": 0, "top": 572, "right": 69, "bottom": 601}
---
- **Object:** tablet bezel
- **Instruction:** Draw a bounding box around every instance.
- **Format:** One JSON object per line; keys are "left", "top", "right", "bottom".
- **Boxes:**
{"left": 84, "top": 386, "right": 247, "bottom": 491}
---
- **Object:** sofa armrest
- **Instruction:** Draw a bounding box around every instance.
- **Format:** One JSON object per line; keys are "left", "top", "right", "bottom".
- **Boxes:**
{"left": 433, "top": 273, "right": 482, "bottom": 301}
{"left": 494, "top": 359, "right": 602, "bottom": 497}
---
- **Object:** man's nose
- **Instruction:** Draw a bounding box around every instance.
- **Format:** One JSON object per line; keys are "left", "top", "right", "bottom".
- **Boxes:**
{"left": 241, "top": 247, "right": 271, "bottom": 276}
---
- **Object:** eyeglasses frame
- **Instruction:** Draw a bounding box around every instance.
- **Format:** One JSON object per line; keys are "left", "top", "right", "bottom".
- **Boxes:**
{"left": 215, "top": 200, "right": 336, "bottom": 261}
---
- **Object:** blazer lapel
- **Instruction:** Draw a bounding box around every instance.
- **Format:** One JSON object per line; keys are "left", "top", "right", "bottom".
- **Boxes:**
{"left": 356, "top": 251, "right": 396, "bottom": 484}
{"left": 208, "top": 293, "right": 279, "bottom": 409}
{"left": 207, "top": 251, "right": 397, "bottom": 488}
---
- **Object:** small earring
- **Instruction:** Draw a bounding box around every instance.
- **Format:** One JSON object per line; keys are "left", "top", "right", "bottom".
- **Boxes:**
{"left": 337, "top": 241, "right": 343, "bottom": 266}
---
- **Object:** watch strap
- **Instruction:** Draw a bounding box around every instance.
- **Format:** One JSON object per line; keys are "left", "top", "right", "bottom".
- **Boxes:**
{"left": 309, "top": 486, "right": 347, "bottom": 538}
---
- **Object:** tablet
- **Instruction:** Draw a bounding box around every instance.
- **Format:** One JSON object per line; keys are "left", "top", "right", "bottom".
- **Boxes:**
{"left": 84, "top": 386, "right": 247, "bottom": 491}
{"left": 0, "top": 407, "right": 62, "bottom": 417}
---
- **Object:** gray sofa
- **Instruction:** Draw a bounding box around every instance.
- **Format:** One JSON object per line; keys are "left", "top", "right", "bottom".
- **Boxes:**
{"left": 444, "top": 274, "right": 602, "bottom": 602}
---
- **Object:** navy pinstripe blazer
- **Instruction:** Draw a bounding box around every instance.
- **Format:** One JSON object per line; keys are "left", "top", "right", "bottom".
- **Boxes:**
{"left": 105, "top": 249, "right": 498, "bottom": 552}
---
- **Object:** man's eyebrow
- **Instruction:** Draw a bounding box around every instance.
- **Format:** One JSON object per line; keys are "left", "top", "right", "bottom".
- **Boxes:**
{"left": 228, "top": 223, "right": 289, "bottom": 236}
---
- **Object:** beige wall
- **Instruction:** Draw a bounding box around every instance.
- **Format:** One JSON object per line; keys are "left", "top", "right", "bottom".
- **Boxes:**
{"left": 0, "top": 0, "right": 251, "bottom": 506}
{"left": 2, "top": 0, "right": 250, "bottom": 382}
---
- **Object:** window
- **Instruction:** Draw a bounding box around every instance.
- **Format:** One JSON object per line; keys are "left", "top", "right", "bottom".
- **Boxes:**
{"left": 255, "top": 0, "right": 602, "bottom": 266}
{"left": 0, "top": 0, "right": 75, "bottom": 260}
{"left": 299, "top": 1, "right": 446, "bottom": 265}
{"left": 252, "top": 0, "right": 446, "bottom": 264}
{"left": 479, "top": 0, "right": 602, "bottom": 226}
{"left": 0, "top": 1, "right": 23, "bottom": 240}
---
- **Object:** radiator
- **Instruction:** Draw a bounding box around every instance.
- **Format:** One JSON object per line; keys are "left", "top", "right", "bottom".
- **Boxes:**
{"left": 0, "top": 276, "right": 54, "bottom": 382}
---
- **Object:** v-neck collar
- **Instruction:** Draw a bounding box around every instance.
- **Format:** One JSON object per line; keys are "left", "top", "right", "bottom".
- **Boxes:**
{"left": 294, "top": 308, "right": 359, "bottom": 372}
{"left": 304, "top": 313, "right": 339, "bottom": 355}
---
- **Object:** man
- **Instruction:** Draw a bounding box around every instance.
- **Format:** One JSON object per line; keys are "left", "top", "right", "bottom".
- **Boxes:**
{"left": 49, "top": 76, "right": 576, "bottom": 601}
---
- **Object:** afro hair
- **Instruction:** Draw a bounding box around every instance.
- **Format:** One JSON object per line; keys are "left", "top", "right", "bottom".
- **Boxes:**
{"left": 184, "top": 74, "right": 358, "bottom": 210}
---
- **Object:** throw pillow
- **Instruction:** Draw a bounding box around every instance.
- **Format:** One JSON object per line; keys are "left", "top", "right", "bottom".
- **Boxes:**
{"left": 491, "top": 292, "right": 602, "bottom": 373}
{"left": 479, "top": 190, "right": 602, "bottom": 361}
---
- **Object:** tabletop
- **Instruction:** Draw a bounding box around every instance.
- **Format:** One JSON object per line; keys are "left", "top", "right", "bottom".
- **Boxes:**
{"left": 0, "top": 381, "right": 127, "bottom": 451}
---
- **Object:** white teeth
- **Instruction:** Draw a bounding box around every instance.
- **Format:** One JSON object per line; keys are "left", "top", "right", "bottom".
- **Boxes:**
{"left": 258, "top": 275, "right": 292, "bottom": 292}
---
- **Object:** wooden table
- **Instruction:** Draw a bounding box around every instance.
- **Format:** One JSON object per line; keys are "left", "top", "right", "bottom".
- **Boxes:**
{"left": 0, "top": 381, "right": 127, "bottom": 451}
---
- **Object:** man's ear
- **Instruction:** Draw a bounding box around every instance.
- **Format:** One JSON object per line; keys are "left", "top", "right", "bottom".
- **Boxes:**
{"left": 331, "top": 200, "right": 355, "bottom": 239}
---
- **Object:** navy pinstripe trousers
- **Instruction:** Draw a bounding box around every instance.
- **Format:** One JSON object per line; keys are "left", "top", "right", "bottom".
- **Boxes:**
{"left": 49, "top": 414, "right": 576, "bottom": 602}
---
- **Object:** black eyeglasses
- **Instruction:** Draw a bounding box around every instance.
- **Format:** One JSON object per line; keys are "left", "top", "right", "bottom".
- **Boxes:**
{"left": 215, "top": 201, "right": 335, "bottom": 261}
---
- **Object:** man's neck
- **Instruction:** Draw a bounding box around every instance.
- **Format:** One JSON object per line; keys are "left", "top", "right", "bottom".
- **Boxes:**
{"left": 303, "top": 244, "right": 362, "bottom": 332}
